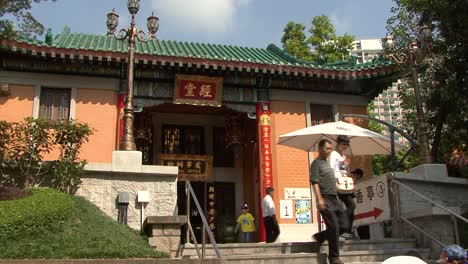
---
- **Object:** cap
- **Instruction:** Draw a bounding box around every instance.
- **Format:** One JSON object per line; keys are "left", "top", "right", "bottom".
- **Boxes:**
{"left": 440, "top": 245, "right": 467, "bottom": 262}
{"left": 241, "top": 203, "right": 248, "bottom": 209}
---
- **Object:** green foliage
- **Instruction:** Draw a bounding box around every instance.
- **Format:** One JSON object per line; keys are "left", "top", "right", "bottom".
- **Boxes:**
{"left": 367, "top": 101, "right": 418, "bottom": 174}
{"left": 49, "top": 120, "right": 93, "bottom": 194}
{"left": 0, "top": 118, "right": 93, "bottom": 193}
{"left": 281, "top": 15, "right": 355, "bottom": 63}
{"left": 281, "top": 21, "right": 313, "bottom": 60}
{"left": 0, "top": 0, "right": 56, "bottom": 39}
{"left": 0, "top": 188, "right": 74, "bottom": 238}
{"left": 387, "top": 0, "right": 468, "bottom": 172}
{"left": 0, "top": 193, "right": 166, "bottom": 259}
{"left": 2, "top": 118, "right": 53, "bottom": 188}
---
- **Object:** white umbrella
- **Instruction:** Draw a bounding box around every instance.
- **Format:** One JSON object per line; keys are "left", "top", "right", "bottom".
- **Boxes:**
{"left": 277, "top": 121, "right": 403, "bottom": 156}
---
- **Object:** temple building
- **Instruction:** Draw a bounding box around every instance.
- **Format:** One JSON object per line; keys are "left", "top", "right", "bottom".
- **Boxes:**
{"left": 0, "top": 27, "right": 398, "bottom": 242}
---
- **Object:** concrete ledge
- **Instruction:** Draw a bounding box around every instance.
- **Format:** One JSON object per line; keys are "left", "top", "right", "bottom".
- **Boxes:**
{"left": 391, "top": 172, "right": 468, "bottom": 185}
{"left": 84, "top": 163, "right": 178, "bottom": 176}
{"left": 402, "top": 206, "right": 461, "bottom": 219}
{"left": 146, "top": 216, "right": 187, "bottom": 225}
{"left": 410, "top": 164, "right": 448, "bottom": 178}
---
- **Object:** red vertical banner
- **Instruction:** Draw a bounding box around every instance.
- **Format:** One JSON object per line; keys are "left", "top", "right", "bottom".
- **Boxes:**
{"left": 256, "top": 101, "right": 272, "bottom": 242}
{"left": 117, "top": 93, "right": 126, "bottom": 147}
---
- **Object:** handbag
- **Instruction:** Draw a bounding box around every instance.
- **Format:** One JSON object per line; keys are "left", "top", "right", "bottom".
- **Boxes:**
{"left": 336, "top": 176, "right": 354, "bottom": 194}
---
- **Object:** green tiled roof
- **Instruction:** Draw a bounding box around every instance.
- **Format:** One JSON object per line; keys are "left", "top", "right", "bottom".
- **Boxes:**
{"left": 8, "top": 27, "right": 393, "bottom": 71}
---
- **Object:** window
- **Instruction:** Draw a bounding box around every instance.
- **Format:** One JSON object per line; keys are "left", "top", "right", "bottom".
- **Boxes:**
{"left": 39, "top": 88, "right": 71, "bottom": 121}
{"left": 310, "top": 104, "right": 333, "bottom": 125}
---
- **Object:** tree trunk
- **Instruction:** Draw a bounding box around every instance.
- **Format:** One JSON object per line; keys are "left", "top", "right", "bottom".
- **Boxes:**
{"left": 431, "top": 109, "right": 447, "bottom": 163}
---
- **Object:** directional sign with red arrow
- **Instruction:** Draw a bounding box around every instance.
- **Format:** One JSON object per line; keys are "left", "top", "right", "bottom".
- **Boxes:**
{"left": 354, "top": 207, "right": 384, "bottom": 221}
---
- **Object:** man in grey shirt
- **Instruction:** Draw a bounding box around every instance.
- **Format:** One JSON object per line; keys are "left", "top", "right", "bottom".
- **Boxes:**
{"left": 311, "top": 139, "right": 348, "bottom": 264}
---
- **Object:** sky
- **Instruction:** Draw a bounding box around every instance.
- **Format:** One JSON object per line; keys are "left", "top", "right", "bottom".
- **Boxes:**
{"left": 29, "top": 0, "right": 396, "bottom": 49}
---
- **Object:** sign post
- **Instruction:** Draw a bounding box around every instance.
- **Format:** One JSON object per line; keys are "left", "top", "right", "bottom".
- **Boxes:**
{"left": 353, "top": 174, "right": 390, "bottom": 226}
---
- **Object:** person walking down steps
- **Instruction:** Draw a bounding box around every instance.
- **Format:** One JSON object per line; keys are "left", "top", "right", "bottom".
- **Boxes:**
{"left": 311, "top": 139, "right": 349, "bottom": 264}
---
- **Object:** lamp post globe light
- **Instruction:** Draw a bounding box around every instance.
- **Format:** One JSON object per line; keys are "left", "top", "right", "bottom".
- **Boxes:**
{"left": 106, "top": 0, "right": 159, "bottom": 151}
{"left": 382, "top": 23, "right": 432, "bottom": 165}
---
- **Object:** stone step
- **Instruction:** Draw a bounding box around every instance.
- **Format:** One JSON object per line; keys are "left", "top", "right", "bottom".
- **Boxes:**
{"left": 335, "top": 248, "right": 430, "bottom": 263}
{"left": 217, "top": 248, "right": 429, "bottom": 264}
{"left": 321, "top": 238, "right": 418, "bottom": 252}
{"left": 181, "top": 238, "right": 419, "bottom": 258}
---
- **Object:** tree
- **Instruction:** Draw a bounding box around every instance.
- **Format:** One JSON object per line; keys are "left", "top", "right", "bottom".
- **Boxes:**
{"left": 0, "top": 0, "right": 56, "bottom": 39}
{"left": 280, "top": 22, "right": 313, "bottom": 60}
{"left": 387, "top": 0, "right": 468, "bottom": 176}
{"left": 281, "top": 15, "right": 355, "bottom": 63}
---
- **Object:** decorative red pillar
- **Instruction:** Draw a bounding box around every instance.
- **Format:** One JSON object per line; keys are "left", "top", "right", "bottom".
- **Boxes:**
{"left": 256, "top": 101, "right": 273, "bottom": 242}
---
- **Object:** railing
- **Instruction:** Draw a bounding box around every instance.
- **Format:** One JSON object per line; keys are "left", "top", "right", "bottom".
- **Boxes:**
{"left": 390, "top": 178, "right": 468, "bottom": 247}
{"left": 185, "top": 180, "right": 221, "bottom": 258}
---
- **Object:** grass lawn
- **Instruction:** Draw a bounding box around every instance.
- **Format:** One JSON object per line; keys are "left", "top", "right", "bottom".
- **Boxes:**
{"left": 0, "top": 191, "right": 167, "bottom": 259}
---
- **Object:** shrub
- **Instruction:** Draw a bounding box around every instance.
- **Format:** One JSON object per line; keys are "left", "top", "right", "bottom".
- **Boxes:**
{"left": 0, "top": 188, "right": 74, "bottom": 238}
{"left": 0, "top": 118, "right": 93, "bottom": 194}
{"left": 49, "top": 120, "right": 93, "bottom": 194}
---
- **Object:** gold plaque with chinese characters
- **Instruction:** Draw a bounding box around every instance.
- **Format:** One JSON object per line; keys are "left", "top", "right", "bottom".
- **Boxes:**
{"left": 173, "top": 74, "right": 223, "bottom": 107}
{"left": 158, "top": 154, "right": 213, "bottom": 181}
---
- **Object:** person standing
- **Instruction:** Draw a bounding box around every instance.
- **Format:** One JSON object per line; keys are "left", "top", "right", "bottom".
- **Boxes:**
{"left": 235, "top": 203, "right": 256, "bottom": 243}
{"left": 311, "top": 139, "right": 348, "bottom": 264}
{"left": 329, "top": 135, "right": 355, "bottom": 239}
{"left": 262, "top": 187, "right": 280, "bottom": 243}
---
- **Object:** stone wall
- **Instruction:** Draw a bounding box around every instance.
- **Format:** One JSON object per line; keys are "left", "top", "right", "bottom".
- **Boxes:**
{"left": 76, "top": 152, "right": 179, "bottom": 231}
{"left": 389, "top": 164, "right": 468, "bottom": 258}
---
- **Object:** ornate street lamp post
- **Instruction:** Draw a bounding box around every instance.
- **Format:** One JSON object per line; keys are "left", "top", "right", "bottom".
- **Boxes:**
{"left": 382, "top": 24, "right": 432, "bottom": 164}
{"left": 106, "top": 0, "right": 159, "bottom": 151}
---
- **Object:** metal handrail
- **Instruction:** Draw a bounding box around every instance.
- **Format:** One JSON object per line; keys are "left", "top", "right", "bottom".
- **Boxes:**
{"left": 390, "top": 178, "right": 468, "bottom": 247}
{"left": 185, "top": 181, "right": 221, "bottom": 258}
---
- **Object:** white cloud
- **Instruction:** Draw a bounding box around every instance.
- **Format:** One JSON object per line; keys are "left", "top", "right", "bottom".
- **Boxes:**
{"left": 151, "top": 0, "right": 251, "bottom": 35}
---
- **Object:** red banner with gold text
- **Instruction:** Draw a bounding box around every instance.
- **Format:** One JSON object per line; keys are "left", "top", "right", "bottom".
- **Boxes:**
{"left": 174, "top": 74, "right": 223, "bottom": 107}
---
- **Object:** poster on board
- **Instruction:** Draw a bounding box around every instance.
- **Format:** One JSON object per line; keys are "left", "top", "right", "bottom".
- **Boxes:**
{"left": 295, "top": 199, "right": 311, "bottom": 224}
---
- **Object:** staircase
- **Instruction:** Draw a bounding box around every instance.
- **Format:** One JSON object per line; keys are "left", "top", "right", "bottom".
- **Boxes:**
{"left": 180, "top": 238, "right": 430, "bottom": 264}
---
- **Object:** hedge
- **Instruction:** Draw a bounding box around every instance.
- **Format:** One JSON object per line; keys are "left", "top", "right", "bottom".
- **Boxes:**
{"left": 0, "top": 188, "right": 74, "bottom": 238}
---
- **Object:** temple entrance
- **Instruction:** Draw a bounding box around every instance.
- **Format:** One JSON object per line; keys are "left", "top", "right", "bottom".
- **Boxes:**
{"left": 133, "top": 102, "right": 257, "bottom": 243}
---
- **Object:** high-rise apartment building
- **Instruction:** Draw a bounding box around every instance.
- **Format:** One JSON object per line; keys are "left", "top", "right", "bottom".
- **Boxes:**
{"left": 351, "top": 39, "right": 409, "bottom": 145}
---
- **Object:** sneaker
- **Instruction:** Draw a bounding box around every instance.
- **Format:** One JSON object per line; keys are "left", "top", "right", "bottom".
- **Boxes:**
{"left": 329, "top": 257, "right": 345, "bottom": 264}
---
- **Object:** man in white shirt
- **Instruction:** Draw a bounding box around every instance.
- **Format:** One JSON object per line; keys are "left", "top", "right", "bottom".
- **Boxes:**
{"left": 262, "top": 187, "right": 279, "bottom": 243}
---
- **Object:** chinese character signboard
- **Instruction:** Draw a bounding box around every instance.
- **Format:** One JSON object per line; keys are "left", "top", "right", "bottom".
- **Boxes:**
{"left": 353, "top": 174, "right": 390, "bottom": 226}
{"left": 158, "top": 154, "right": 213, "bottom": 181}
{"left": 207, "top": 183, "right": 216, "bottom": 231}
{"left": 174, "top": 74, "right": 223, "bottom": 107}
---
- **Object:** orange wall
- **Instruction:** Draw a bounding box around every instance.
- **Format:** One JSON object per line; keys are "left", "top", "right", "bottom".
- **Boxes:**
{"left": 269, "top": 102, "right": 373, "bottom": 224}
{"left": 75, "top": 88, "right": 117, "bottom": 163}
{"left": 270, "top": 101, "right": 309, "bottom": 224}
{"left": 0, "top": 84, "right": 34, "bottom": 122}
